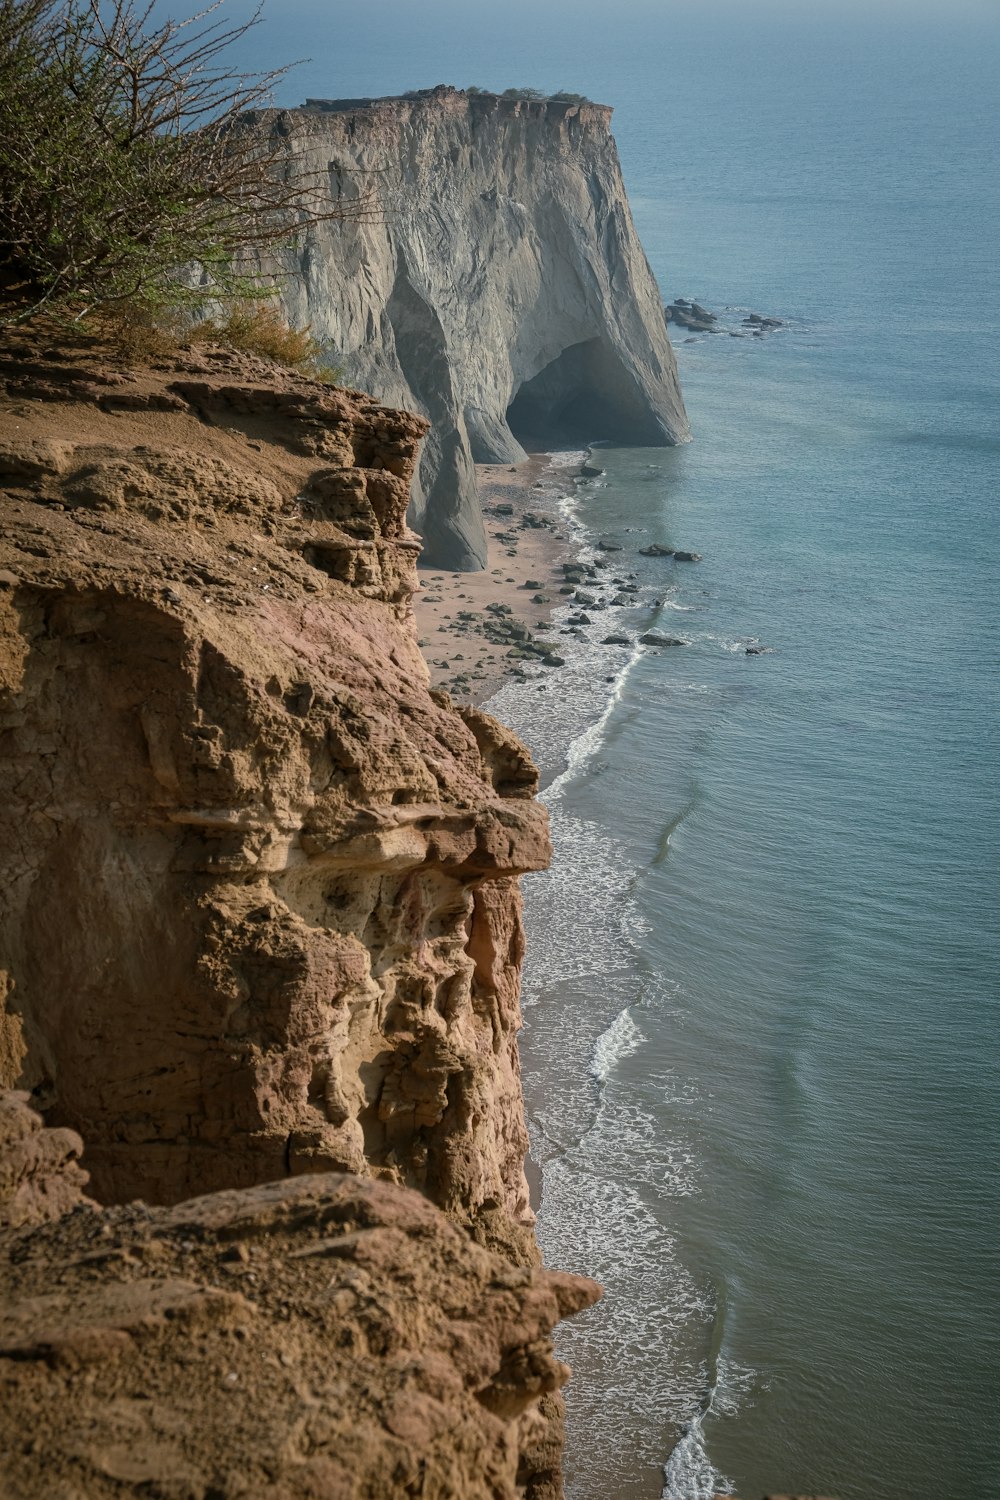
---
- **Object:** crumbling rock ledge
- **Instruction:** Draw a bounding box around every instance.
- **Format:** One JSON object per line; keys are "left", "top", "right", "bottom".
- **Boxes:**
{"left": 267, "top": 85, "right": 689, "bottom": 568}
{"left": 0, "top": 1087, "right": 89, "bottom": 1231}
{"left": 0, "top": 1092, "right": 600, "bottom": 1500}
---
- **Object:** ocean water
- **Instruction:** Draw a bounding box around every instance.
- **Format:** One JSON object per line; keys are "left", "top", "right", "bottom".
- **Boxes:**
{"left": 233, "top": 5, "right": 1000, "bottom": 1496}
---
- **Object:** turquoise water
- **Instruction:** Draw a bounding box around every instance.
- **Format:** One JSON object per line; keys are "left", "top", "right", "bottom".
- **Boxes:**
{"left": 235, "top": 5, "right": 1000, "bottom": 1494}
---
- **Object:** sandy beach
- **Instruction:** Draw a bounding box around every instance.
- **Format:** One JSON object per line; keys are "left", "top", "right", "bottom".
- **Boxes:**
{"left": 412, "top": 455, "right": 582, "bottom": 703}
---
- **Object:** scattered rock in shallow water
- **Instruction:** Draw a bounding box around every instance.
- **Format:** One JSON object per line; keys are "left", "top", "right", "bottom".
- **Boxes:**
{"left": 580, "top": 462, "right": 605, "bottom": 478}
{"left": 597, "top": 540, "right": 622, "bottom": 551}
{"left": 673, "top": 550, "right": 702, "bottom": 562}
{"left": 639, "top": 544, "right": 674, "bottom": 557}
{"left": 542, "top": 654, "right": 565, "bottom": 667}
{"left": 666, "top": 300, "right": 717, "bottom": 332}
{"left": 640, "top": 632, "right": 687, "bottom": 647}
{"left": 566, "top": 613, "right": 591, "bottom": 625}
{"left": 601, "top": 633, "right": 631, "bottom": 646}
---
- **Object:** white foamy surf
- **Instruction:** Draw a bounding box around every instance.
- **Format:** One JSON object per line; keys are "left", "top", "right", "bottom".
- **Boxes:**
{"left": 485, "top": 452, "right": 741, "bottom": 1499}
{"left": 662, "top": 1396, "right": 732, "bottom": 1500}
{"left": 589, "top": 1008, "right": 644, "bottom": 1084}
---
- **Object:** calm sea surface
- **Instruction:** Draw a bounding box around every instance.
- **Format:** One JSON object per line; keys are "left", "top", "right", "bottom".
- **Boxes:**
{"left": 239, "top": 6, "right": 1000, "bottom": 1495}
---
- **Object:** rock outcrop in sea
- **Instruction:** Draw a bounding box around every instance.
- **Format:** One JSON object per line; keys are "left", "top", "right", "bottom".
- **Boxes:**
{"left": 266, "top": 86, "right": 690, "bottom": 569}
{"left": 0, "top": 330, "right": 598, "bottom": 1497}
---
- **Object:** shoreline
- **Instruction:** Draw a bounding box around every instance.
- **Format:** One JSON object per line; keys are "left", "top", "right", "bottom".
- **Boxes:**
{"left": 412, "top": 455, "right": 584, "bottom": 704}
{"left": 459, "top": 452, "right": 713, "bottom": 1498}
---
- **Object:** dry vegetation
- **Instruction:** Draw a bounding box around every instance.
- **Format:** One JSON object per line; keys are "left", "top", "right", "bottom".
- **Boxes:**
{"left": 0, "top": 0, "right": 363, "bottom": 379}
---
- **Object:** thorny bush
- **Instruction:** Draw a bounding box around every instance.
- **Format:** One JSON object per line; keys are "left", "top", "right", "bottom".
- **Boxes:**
{"left": 0, "top": 0, "right": 372, "bottom": 322}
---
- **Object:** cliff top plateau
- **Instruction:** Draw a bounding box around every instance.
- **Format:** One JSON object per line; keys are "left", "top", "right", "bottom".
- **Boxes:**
{"left": 301, "top": 84, "right": 613, "bottom": 125}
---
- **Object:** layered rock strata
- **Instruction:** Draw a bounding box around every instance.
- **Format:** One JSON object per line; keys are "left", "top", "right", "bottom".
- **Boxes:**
{"left": 0, "top": 329, "right": 591, "bottom": 1494}
{"left": 266, "top": 86, "right": 689, "bottom": 568}
{"left": 0, "top": 333, "right": 549, "bottom": 1243}
{"left": 0, "top": 1092, "right": 600, "bottom": 1500}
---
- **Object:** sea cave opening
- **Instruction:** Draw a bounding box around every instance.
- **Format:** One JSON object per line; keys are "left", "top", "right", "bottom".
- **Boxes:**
{"left": 506, "top": 337, "right": 664, "bottom": 450}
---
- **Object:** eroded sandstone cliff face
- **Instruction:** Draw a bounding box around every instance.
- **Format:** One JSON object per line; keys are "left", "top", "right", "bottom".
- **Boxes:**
{"left": 0, "top": 334, "right": 550, "bottom": 1243}
{"left": 267, "top": 86, "right": 689, "bottom": 568}
{"left": 0, "top": 1093, "right": 600, "bottom": 1500}
{"left": 0, "top": 329, "right": 592, "bottom": 1495}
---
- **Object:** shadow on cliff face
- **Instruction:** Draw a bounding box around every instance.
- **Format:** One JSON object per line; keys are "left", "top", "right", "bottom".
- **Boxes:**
{"left": 506, "top": 337, "right": 676, "bottom": 450}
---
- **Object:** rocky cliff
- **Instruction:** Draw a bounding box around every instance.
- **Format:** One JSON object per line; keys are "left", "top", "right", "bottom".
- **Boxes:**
{"left": 0, "top": 329, "right": 594, "bottom": 1496}
{"left": 0, "top": 1092, "right": 599, "bottom": 1500}
{"left": 268, "top": 86, "right": 689, "bottom": 569}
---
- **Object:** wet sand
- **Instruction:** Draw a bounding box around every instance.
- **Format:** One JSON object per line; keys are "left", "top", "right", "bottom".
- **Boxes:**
{"left": 412, "top": 456, "right": 580, "bottom": 704}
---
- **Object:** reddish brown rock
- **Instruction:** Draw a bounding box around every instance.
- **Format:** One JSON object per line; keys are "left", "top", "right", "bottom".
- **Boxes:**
{"left": 0, "top": 329, "right": 581, "bottom": 1496}
{"left": 0, "top": 334, "right": 548, "bottom": 1256}
{"left": 0, "top": 1162, "right": 600, "bottom": 1500}
{"left": 0, "top": 1089, "right": 89, "bottom": 1230}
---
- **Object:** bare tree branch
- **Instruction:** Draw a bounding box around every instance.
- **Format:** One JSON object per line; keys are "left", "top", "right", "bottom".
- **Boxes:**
{"left": 0, "top": 0, "right": 380, "bottom": 320}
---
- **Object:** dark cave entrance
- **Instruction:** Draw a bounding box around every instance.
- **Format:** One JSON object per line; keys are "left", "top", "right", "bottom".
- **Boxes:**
{"left": 506, "top": 337, "right": 666, "bottom": 450}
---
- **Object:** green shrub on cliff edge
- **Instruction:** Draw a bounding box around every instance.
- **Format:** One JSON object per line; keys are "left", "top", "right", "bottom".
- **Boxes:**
{"left": 465, "top": 86, "right": 591, "bottom": 104}
{"left": 0, "top": 0, "right": 365, "bottom": 325}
